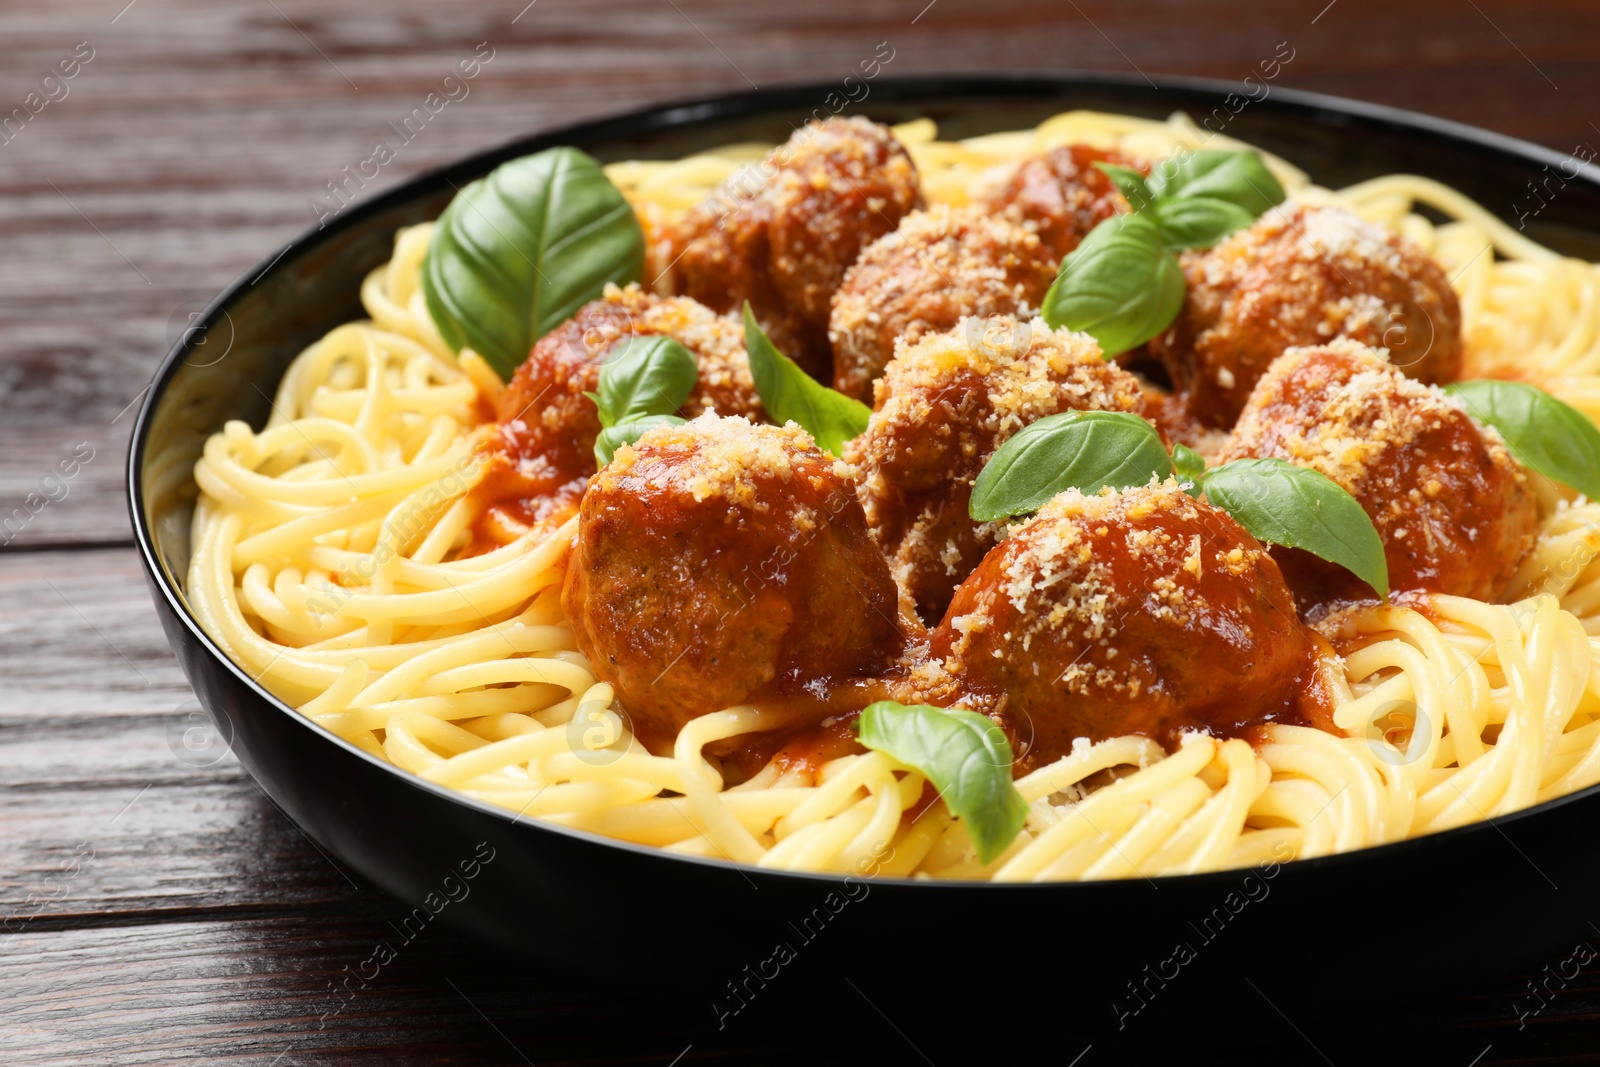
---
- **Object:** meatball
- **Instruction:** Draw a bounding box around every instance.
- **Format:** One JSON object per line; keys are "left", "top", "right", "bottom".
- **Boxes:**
{"left": 1151, "top": 203, "right": 1463, "bottom": 429}
{"left": 918, "top": 483, "right": 1330, "bottom": 773}
{"left": 472, "top": 286, "right": 762, "bottom": 549}
{"left": 670, "top": 117, "right": 922, "bottom": 378}
{"left": 1220, "top": 339, "right": 1539, "bottom": 611}
{"left": 631, "top": 198, "right": 680, "bottom": 299}
{"left": 829, "top": 206, "right": 1061, "bottom": 402}
{"left": 975, "top": 143, "right": 1132, "bottom": 260}
{"left": 845, "top": 316, "right": 1147, "bottom": 625}
{"left": 562, "top": 413, "right": 904, "bottom": 753}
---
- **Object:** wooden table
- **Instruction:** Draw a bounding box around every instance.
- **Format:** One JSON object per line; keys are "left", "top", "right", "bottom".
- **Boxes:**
{"left": 5, "top": 0, "right": 1600, "bottom": 1062}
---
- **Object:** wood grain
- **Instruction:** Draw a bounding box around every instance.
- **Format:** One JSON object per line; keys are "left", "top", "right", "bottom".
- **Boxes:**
{"left": 3, "top": 0, "right": 1598, "bottom": 545}
{"left": 5, "top": 912, "right": 1600, "bottom": 1066}
{"left": 0, "top": 548, "right": 189, "bottom": 717}
{"left": 2, "top": 915, "right": 957, "bottom": 1067}
{"left": 5, "top": 0, "right": 1600, "bottom": 1062}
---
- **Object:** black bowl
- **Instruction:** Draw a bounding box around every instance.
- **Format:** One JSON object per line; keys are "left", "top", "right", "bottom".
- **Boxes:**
{"left": 129, "top": 74, "right": 1600, "bottom": 1033}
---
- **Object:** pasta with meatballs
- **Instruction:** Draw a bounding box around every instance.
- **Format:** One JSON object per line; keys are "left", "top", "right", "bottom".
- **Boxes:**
{"left": 185, "top": 108, "right": 1600, "bottom": 882}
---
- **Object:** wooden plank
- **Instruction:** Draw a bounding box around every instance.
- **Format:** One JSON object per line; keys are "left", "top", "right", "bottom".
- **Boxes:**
{"left": 0, "top": 548, "right": 189, "bottom": 717}
{"left": 0, "top": 915, "right": 821, "bottom": 1066}
{"left": 4, "top": 0, "right": 1600, "bottom": 544}
{"left": 0, "top": 554, "right": 1596, "bottom": 1061}
{"left": 7, "top": 2, "right": 1600, "bottom": 1061}
{"left": 0, "top": 547, "right": 362, "bottom": 917}
{"left": 0, "top": 771, "right": 369, "bottom": 923}
{"left": 0, "top": 570, "right": 389, "bottom": 921}
{"left": 3, "top": 912, "right": 1600, "bottom": 1066}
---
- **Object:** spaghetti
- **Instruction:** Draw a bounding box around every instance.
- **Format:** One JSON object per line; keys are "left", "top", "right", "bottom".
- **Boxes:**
{"left": 186, "top": 110, "right": 1600, "bottom": 881}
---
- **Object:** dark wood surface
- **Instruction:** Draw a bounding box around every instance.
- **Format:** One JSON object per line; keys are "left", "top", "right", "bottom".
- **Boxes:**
{"left": 5, "top": 1, "right": 1600, "bottom": 1063}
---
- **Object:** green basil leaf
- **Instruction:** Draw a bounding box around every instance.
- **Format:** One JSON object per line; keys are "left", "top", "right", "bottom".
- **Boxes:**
{"left": 1172, "top": 442, "right": 1207, "bottom": 496}
{"left": 587, "top": 335, "right": 698, "bottom": 427}
{"left": 1094, "top": 162, "right": 1153, "bottom": 212}
{"left": 1040, "top": 214, "right": 1186, "bottom": 358}
{"left": 1145, "top": 149, "right": 1286, "bottom": 216}
{"left": 1444, "top": 379, "right": 1600, "bottom": 500}
{"left": 1152, "top": 196, "right": 1257, "bottom": 250}
{"left": 969, "top": 410, "right": 1173, "bottom": 522}
{"left": 856, "top": 701, "right": 1028, "bottom": 866}
{"left": 423, "top": 146, "right": 645, "bottom": 380}
{"left": 742, "top": 303, "right": 869, "bottom": 455}
{"left": 594, "top": 414, "right": 685, "bottom": 468}
{"left": 1201, "top": 458, "right": 1389, "bottom": 597}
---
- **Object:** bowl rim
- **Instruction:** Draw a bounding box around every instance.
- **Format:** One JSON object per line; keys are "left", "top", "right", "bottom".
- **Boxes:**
{"left": 127, "top": 70, "right": 1600, "bottom": 892}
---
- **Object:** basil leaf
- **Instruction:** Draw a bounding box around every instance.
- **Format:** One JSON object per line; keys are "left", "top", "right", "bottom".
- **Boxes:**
{"left": 742, "top": 303, "right": 869, "bottom": 455}
{"left": 1145, "top": 149, "right": 1286, "bottom": 216}
{"left": 586, "top": 335, "right": 698, "bottom": 427}
{"left": 594, "top": 414, "right": 685, "bottom": 467}
{"left": 1040, "top": 214, "right": 1186, "bottom": 358}
{"left": 1444, "top": 379, "right": 1600, "bottom": 499}
{"left": 1201, "top": 458, "right": 1389, "bottom": 597}
{"left": 1094, "top": 162, "right": 1153, "bottom": 212}
{"left": 423, "top": 146, "right": 644, "bottom": 380}
{"left": 1152, "top": 196, "right": 1256, "bottom": 250}
{"left": 969, "top": 410, "right": 1172, "bottom": 522}
{"left": 856, "top": 701, "right": 1028, "bottom": 866}
{"left": 1172, "top": 442, "right": 1207, "bottom": 496}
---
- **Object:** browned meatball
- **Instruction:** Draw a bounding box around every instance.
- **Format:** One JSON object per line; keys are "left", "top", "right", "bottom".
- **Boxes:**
{"left": 975, "top": 143, "right": 1132, "bottom": 260}
{"left": 845, "top": 317, "right": 1147, "bottom": 625}
{"left": 670, "top": 117, "right": 922, "bottom": 378}
{"left": 1151, "top": 203, "right": 1463, "bottom": 429}
{"left": 630, "top": 198, "right": 685, "bottom": 299}
{"left": 470, "top": 286, "right": 762, "bottom": 552}
{"left": 829, "top": 206, "right": 1061, "bottom": 402}
{"left": 917, "top": 483, "right": 1332, "bottom": 773}
{"left": 1220, "top": 340, "right": 1539, "bottom": 611}
{"left": 562, "top": 413, "right": 904, "bottom": 753}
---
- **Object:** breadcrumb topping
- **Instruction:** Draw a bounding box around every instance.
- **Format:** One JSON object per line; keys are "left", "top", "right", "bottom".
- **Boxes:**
{"left": 1008, "top": 485, "right": 1211, "bottom": 620}
{"left": 607, "top": 412, "right": 833, "bottom": 508}
{"left": 942, "top": 481, "right": 1270, "bottom": 699}
{"left": 844, "top": 316, "right": 1147, "bottom": 622}
{"left": 1224, "top": 339, "right": 1485, "bottom": 488}
{"left": 1294, "top": 205, "right": 1406, "bottom": 275}
{"left": 854, "top": 316, "right": 1142, "bottom": 479}
{"left": 1191, "top": 205, "right": 1406, "bottom": 294}
{"left": 1221, "top": 338, "right": 1539, "bottom": 607}
{"left": 1155, "top": 202, "right": 1463, "bottom": 429}
{"left": 768, "top": 117, "right": 922, "bottom": 320}
{"left": 671, "top": 116, "right": 922, "bottom": 373}
{"left": 972, "top": 142, "right": 1130, "bottom": 259}
{"left": 601, "top": 283, "right": 763, "bottom": 421}
{"left": 829, "top": 205, "right": 1060, "bottom": 401}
